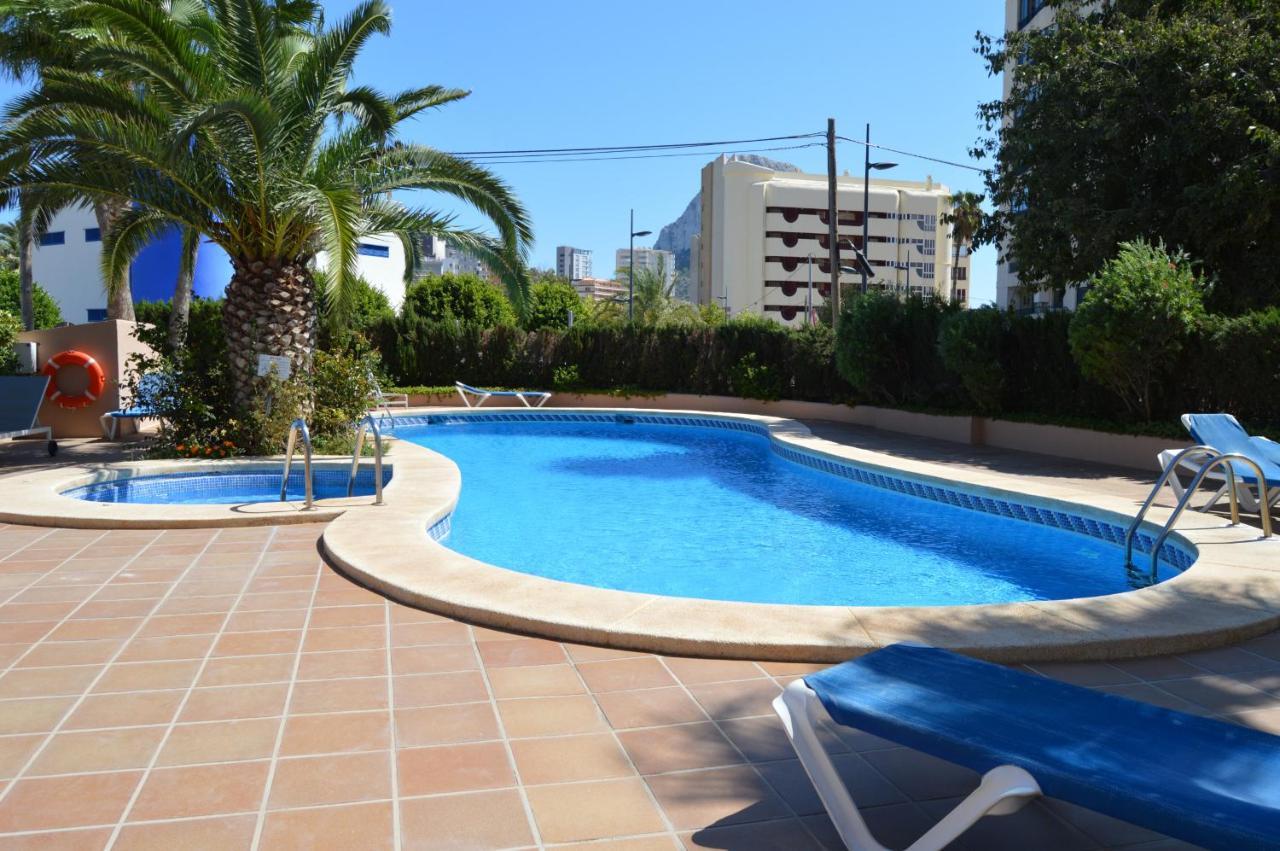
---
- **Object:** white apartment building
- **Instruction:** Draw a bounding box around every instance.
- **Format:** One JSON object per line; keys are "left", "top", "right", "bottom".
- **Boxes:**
{"left": 413, "top": 234, "right": 490, "bottom": 282}
{"left": 572, "top": 277, "right": 627, "bottom": 303}
{"left": 615, "top": 247, "right": 675, "bottom": 290}
{"left": 555, "top": 246, "right": 592, "bottom": 281}
{"left": 696, "top": 156, "right": 970, "bottom": 326}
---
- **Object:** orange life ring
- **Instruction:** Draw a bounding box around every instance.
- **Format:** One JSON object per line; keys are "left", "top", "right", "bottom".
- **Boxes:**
{"left": 41, "top": 350, "right": 106, "bottom": 409}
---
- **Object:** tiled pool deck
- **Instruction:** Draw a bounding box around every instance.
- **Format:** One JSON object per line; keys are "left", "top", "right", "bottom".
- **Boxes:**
{"left": 0, "top": 429, "right": 1273, "bottom": 849}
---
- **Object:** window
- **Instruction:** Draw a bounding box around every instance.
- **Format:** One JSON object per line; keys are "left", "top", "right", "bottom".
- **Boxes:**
{"left": 87, "top": 308, "right": 107, "bottom": 321}
{"left": 39, "top": 231, "right": 65, "bottom": 246}
{"left": 84, "top": 228, "right": 101, "bottom": 242}
{"left": 356, "top": 243, "right": 390, "bottom": 258}
{"left": 1018, "top": 0, "right": 1047, "bottom": 28}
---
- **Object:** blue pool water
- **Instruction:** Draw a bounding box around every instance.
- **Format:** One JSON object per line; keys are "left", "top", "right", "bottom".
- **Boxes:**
{"left": 401, "top": 420, "right": 1180, "bottom": 606}
{"left": 65, "top": 468, "right": 388, "bottom": 505}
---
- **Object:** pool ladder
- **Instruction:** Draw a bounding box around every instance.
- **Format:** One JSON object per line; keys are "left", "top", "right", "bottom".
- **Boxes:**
{"left": 348, "top": 414, "right": 384, "bottom": 505}
{"left": 281, "top": 418, "right": 314, "bottom": 511}
{"left": 1123, "top": 445, "right": 1272, "bottom": 576}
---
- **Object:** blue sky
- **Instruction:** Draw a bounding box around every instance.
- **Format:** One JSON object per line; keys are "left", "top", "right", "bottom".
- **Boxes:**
{"left": 0, "top": 1, "right": 1006, "bottom": 304}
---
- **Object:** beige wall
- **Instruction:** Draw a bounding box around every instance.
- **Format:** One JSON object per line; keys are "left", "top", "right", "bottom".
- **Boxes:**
{"left": 16, "top": 321, "right": 156, "bottom": 438}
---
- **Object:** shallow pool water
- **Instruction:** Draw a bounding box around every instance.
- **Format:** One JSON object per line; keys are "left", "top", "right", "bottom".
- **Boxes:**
{"left": 65, "top": 468, "right": 387, "bottom": 505}
{"left": 401, "top": 420, "right": 1175, "bottom": 606}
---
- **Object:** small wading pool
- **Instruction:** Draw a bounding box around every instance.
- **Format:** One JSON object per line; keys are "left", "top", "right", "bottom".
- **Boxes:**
{"left": 401, "top": 416, "right": 1195, "bottom": 607}
{"left": 64, "top": 467, "right": 391, "bottom": 505}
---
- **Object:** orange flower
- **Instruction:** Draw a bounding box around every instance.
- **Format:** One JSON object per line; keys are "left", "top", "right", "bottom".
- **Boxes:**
{"left": 223, "top": 440, "right": 234, "bottom": 447}
{"left": 175, "top": 444, "right": 185, "bottom": 452}
{"left": 204, "top": 447, "right": 213, "bottom": 455}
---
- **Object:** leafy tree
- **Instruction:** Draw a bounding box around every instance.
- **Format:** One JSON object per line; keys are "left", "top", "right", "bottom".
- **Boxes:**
{"left": 524, "top": 278, "right": 582, "bottom": 331}
{"left": 940, "top": 191, "right": 982, "bottom": 302}
{"left": 3, "top": 0, "right": 531, "bottom": 406}
{"left": 974, "top": 0, "right": 1280, "bottom": 312}
{"left": 0, "top": 268, "right": 59, "bottom": 327}
{"left": 0, "top": 219, "right": 18, "bottom": 271}
{"left": 1068, "top": 240, "right": 1207, "bottom": 420}
{"left": 403, "top": 274, "right": 516, "bottom": 328}
{"left": 0, "top": 308, "right": 17, "bottom": 372}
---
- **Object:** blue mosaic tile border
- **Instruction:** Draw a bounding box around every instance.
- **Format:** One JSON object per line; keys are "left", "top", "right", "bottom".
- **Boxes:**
{"left": 392, "top": 411, "right": 1195, "bottom": 573}
{"left": 427, "top": 514, "right": 451, "bottom": 542}
{"left": 65, "top": 467, "right": 393, "bottom": 504}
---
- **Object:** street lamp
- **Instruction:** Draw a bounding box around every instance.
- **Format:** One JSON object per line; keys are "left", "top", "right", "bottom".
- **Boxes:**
{"left": 628, "top": 208, "right": 652, "bottom": 323}
{"left": 861, "top": 123, "right": 897, "bottom": 291}
{"left": 836, "top": 237, "right": 875, "bottom": 294}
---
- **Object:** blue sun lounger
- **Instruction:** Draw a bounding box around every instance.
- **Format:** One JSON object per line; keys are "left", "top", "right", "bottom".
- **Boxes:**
{"left": 455, "top": 381, "right": 551, "bottom": 408}
{"left": 774, "top": 644, "right": 1280, "bottom": 850}
{"left": 1161, "top": 413, "right": 1280, "bottom": 513}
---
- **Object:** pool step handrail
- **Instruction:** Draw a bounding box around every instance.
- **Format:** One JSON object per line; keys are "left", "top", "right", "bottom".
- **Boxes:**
{"left": 1124, "top": 445, "right": 1219, "bottom": 567}
{"left": 280, "top": 418, "right": 314, "bottom": 510}
{"left": 1144, "top": 453, "right": 1272, "bottom": 576}
{"left": 348, "top": 414, "right": 384, "bottom": 505}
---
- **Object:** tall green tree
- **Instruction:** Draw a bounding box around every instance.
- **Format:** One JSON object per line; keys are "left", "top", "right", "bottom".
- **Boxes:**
{"left": 4, "top": 0, "right": 531, "bottom": 405}
{"left": 940, "top": 191, "right": 982, "bottom": 303}
{"left": 973, "top": 0, "right": 1280, "bottom": 312}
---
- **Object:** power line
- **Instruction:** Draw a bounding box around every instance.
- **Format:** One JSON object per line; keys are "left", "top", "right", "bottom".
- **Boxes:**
{"left": 448, "top": 132, "right": 822, "bottom": 158}
{"left": 464, "top": 143, "right": 825, "bottom": 165}
{"left": 836, "top": 135, "right": 986, "bottom": 174}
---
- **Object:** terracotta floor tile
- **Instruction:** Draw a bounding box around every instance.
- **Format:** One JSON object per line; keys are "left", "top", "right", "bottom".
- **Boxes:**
{"left": 619, "top": 722, "right": 745, "bottom": 775}
{"left": 596, "top": 687, "right": 707, "bottom": 729}
{"left": 179, "top": 683, "right": 290, "bottom": 722}
{"left": 0, "top": 603, "right": 78, "bottom": 623}
{"left": 72, "top": 600, "right": 157, "bottom": 620}
{"left": 566, "top": 644, "right": 654, "bottom": 664}
{"left": 159, "top": 717, "right": 281, "bottom": 765}
{"left": 496, "top": 694, "right": 608, "bottom": 738}
{"left": 259, "top": 800, "right": 394, "bottom": 851}
{"left": 306, "top": 604, "right": 384, "bottom": 629}
{"left": 64, "top": 689, "right": 184, "bottom": 730}
{"left": 392, "top": 621, "right": 472, "bottom": 646}
{"left": 511, "top": 733, "right": 635, "bottom": 784}
{"left": 390, "top": 643, "right": 478, "bottom": 676}
{"left": 396, "top": 741, "right": 515, "bottom": 796}
{"left": 663, "top": 658, "right": 765, "bottom": 685}
{"left": 0, "top": 664, "right": 100, "bottom": 699}
{"left": 45, "top": 617, "right": 144, "bottom": 642}
{"left": 296, "top": 648, "right": 386, "bottom": 680}
{"left": 756, "top": 756, "right": 906, "bottom": 816}
{"left": 395, "top": 702, "right": 500, "bottom": 747}
{"left": 279, "top": 710, "right": 390, "bottom": 756}
{"left": 400, "top": 789, "right": 535, "bottom": 851}
{"left": 302, "top": 625, "right": 386, "bottom": 653}
{"left": 0, "top": 734, "right": 43, "bottom": 779}
{"left": 0, "top": 696, "right": 75, "bottom": 734}
{"left": 559, "top": 838, "right": 677, "bottom": 851}
{"left": 117, "top": 633, "right": 216, "bottom": 663}
{"left": 477, "top": 637, "right": 568, "bottom": 668}
{"left": 212, "top": 629, "right": 302, "bottom": 657}
{"left": 688, "top": 680, "right": 781, "bottom": 721}
{"left": 578, "top": 657, "right": 679, "bottom": 693}
{"left": 526, "top": 777, "right": 667, "bottom": 843}
{"left": 224, "top": 608, "right": 308, "bottom": 632}
{"left": 130, "top": 759, "right": 270, "bottom": 820}
{"left": 313, "top": 587, "right": 385, "bottom": 608}
{"left": 0, "top": 621, "right": 57, "bottom": 644}
{"left": 89, "top": 583, "right": 168, "bottom": 602}
{"left": 645, "top": 765, "right": 791, "bottom": 831}
{"left": 1156, "top": 675, "right": 1277, "bottom": 714}
{"left": 0, "top": 826, "right": 115, "bottom": 850}
{"left": 291, "top": 676, "right": 388, "bottom": 714}
{"left": 268, "top": 750, "right": 391, "bottom": 809}
{"left": 30, "top": 726, "right": 167, "bottom": 775}
{"left": 136, "top": 613, "right": 227, "bottom": 638}
{"left": 678, "top": 818, "right": 827, "bottom": 850}
{"left": 93, "top": 659, "right": 202, "bottom": 693}
{"left": 860, "top": 748, "right": 981, "bottom": 801}
{"left": 114, "top": 813, "right": 258, "bottom": 850}
{"left": 487, "top": 664, "right": 586, "bottom": 699}
{"left": 0, "top": 770, "right": 143, "bottom": 831}
{"left": 198, "top": 653, "right": 295, "bottom": 687}
{"left": 16, "top": 638, "right": 123, "bottom": 668}
{"left": 151, "top": 595, "right": 237, "bottom": 616}
{"left": 393, "top": 670, "right": 488, "bottom": 708}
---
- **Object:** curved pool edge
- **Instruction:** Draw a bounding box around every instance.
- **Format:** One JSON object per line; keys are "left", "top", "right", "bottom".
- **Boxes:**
{"left": 0, "top": 457, "right": 394, "bottom": 529}
{"left": 319, "top": 407, "right": 1280, "bottom": 663}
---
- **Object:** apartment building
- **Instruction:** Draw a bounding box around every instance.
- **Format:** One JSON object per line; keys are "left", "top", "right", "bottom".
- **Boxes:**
{"left": 572, "top": 277, "right": 628, "bottom": 302}
{"left": 615, "top": 247, "right": 675, "bottom": 290}
{"left": 696, "top": 155, "right": 969, "bottom": 326}
{"left": 555, "top": 246, "right": 592, "bottom": 281}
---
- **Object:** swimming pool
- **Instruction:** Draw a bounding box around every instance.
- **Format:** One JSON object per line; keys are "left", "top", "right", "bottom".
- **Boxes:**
{"left": 399, "top": 415, "right": 1190, "bottom": 607}
{"left": 65, "top": 467, "right": 390, "bottom": 505}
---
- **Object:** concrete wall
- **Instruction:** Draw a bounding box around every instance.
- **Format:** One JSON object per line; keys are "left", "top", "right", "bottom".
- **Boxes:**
{"left": 16, "top": 321, "right": 156, "bottom": 438}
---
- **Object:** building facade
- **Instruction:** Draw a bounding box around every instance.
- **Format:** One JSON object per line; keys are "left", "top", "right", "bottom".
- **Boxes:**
{"left": 615, "top": 247, "right": 675, "bottom": 290}
{"left": 412, "top": 234, "right": 490, "bottom": 282}
{"left": 696, "top": 156, "right": 970, "bottom": 325}
{"left": 571, "top": 277, "right": 628, "bottom": 303}
{"left": 555, "top": 246, "right": 592, "bottom": 281}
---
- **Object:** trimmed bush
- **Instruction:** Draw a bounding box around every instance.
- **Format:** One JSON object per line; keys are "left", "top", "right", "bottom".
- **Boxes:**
{"left": 938, "top": 307, "right": 1007, "bottom": 414}
{"left": 403, "top": 273, "right": 516, "bottom": 327}
{"left": 835, "top": 292, "right": 962, "bottom": 407}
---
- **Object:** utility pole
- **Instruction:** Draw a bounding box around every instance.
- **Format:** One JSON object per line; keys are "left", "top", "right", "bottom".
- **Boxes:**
{"left": 826, "top": 118, "right": 840, "bottom": 329}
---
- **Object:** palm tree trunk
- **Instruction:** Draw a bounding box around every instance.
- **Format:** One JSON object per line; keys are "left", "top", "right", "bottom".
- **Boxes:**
{"left": 222, "top": 257, "right": 316, "bottom": 408}
{"left": 17, "top": 197, "right": 34, "bottom": 330}
{"left": 167, "top": 228, "right": 200, "bottom": 351}
{"left": 94, "top": 199, "right": 136, "bottom": 321}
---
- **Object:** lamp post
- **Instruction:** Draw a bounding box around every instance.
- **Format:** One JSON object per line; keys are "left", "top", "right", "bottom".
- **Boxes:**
{"left": 836, "top": 237, "right": 875, "bottom": 294}
{"left": 861, "top": 123, "right": 898, "bottom": 292}
{"left": 628, "top": 208, "right": 652, "bottom": 323}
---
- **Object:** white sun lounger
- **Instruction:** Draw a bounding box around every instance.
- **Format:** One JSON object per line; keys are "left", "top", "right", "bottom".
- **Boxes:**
{"left": 0, "top": 375, "right": 57, "bottom": 456}
{"left": 1158, "top": 413, "right": 1280, "bottom": 512}
{"left": 455, "top": 381, "right": 551, "bottom": 408}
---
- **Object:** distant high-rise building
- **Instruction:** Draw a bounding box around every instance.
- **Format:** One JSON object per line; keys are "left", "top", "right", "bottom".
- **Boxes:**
{"left": 615, "top": 247, "right": 675, "bottom": 289}
{"left": 555, "top": 246, "right": 592, "bottom": 281}
{"left": 413, "top": 234, "right": 490, "bottom": 280}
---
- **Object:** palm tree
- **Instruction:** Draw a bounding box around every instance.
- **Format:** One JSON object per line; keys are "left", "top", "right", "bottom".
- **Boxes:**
{"left": 941, "top": 191, "right": 984, "bottom": 303}
{"left": 4, "top": 0, "right": 530, "bottom": 405}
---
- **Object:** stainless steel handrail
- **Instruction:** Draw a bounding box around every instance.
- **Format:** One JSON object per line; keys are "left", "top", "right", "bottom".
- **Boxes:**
{"left": 1146, "top": 453, "right": 1273, "bottom": 575}
{"left": 1124, "top": 446, "right": 1220, "bottom": 567}
{"left": 280, "top": 418, "right": 314, "bottom": 510}
{"left": 348, "top": 414, "right": 384, "bottom": 505}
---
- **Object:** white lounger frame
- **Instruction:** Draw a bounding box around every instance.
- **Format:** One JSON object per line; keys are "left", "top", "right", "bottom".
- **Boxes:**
{"left": 1157, "top": 447, "right": 1280, "bottom": 514}
{"left": 773, "top": 679, "right": 1041, "bottom": 851}
{"left": 455, "top": 381, "right": 551, "bottom": 408}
